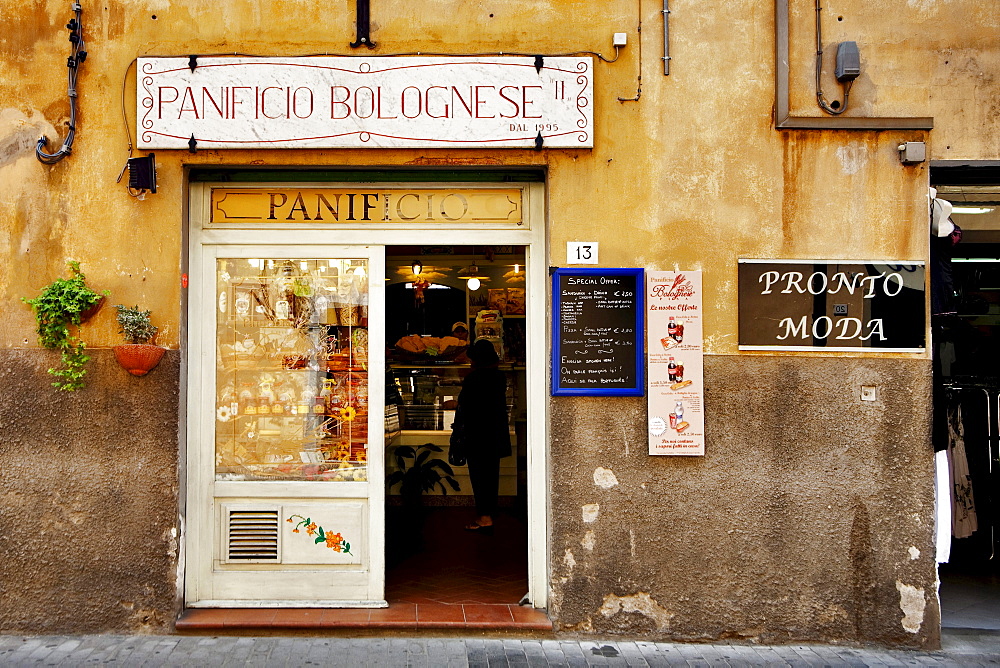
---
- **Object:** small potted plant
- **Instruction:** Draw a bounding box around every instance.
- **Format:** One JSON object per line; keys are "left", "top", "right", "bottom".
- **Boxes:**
{"left": 22, "top": 260, "right": 108, "bottom": 391}
{"left": 112, "top": 304, "right": 165, "bottom": 376}
{"left": 386, "top": 443, "right": 460, "bottom": 554}
{"left": 386, "top": 442, "right": 460, "bottom": 503}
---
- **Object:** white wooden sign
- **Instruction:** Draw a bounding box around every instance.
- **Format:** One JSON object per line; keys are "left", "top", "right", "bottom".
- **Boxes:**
{"left": 138, "top": 56, "right": 593, "bottom": 149}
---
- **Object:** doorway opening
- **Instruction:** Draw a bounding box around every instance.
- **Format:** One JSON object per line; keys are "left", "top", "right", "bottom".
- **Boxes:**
{"left": 932, "top": 169, "right": 1000, "bottom": 631}
{"left": 383, "top": 245, "right": 529, "bottom": 608}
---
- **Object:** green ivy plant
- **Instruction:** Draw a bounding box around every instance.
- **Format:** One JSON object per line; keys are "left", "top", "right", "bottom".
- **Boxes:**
{"left": 22, "top": 261, "right": 108, "bottom": 391}
{"left": 113, "top": 304, "right": 158, "bottom": 344}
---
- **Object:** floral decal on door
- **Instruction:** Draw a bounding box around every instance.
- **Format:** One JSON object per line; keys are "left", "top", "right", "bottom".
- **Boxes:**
{"left": 287, "top": 514, "right": 353, "bottom": 555}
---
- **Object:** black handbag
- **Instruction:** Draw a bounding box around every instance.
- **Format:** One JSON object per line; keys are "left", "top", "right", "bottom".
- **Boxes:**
{"left": 448, "top": 422, "right": 467, "bottom": 467}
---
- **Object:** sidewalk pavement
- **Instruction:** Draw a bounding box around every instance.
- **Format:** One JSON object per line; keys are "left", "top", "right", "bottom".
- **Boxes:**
{"left": 0, "top": 629, "right": 997, "bottom": 666}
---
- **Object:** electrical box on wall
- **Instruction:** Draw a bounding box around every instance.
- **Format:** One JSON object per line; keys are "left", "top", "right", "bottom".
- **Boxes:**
{"left": 898, "top": 142, "right": 926, "bottom": 164}
{"left": 835, "top": 41, "right": 861, "bottom": 82}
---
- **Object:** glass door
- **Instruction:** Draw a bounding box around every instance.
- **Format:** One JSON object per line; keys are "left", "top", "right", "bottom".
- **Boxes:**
{"left": 186, "top": 245, "right": 385, "bottom": 606}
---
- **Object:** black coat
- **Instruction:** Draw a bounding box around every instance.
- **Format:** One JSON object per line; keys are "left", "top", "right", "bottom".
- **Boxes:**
{"left": 454, "top": 366, "right": 512, "bottom": 459}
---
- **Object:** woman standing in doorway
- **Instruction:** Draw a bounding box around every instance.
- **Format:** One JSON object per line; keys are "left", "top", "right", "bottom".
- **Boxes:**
{"left": 452, "top": 339, "right": 511, "bottom": 534}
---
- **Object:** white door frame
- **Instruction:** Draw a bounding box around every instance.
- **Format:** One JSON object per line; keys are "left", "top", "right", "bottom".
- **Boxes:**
{"left": 185, "top": 180, "right": 549, "bottom": 609}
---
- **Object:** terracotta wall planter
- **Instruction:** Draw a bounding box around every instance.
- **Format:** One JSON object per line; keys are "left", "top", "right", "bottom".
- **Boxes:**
{"left": 79, "top": 295, "right": 106, "bottom": 323}
{"left": 113, "top": 344, "right": 165, "bottom": 376}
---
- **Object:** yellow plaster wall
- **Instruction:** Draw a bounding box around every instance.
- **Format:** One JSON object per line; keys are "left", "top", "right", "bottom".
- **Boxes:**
{"left": 0, "top": 0, "right": 996, "bottom": 352}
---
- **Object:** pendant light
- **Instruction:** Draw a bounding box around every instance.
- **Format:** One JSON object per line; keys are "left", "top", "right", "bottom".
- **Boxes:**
{"left": 458, "top": 262, "right": 485, "bottom": 290}
{"left": 411, "top": 259, "right": 423, "bottom": 275}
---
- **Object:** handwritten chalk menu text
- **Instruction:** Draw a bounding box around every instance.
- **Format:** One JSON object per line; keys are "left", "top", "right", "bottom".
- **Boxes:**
{"left": 738, "top": 260, "right": 926, "bottom": 352}
{"left": 552, "top": 268, "right": 644, "bottom": 396}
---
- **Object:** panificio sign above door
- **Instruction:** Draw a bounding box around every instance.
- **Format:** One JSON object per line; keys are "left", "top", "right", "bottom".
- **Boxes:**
{"left": 137, "top": 56, "right": 593, "bottom": 149}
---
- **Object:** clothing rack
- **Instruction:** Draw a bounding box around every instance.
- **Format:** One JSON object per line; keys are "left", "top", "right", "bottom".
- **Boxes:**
{"left": 942, "top": 378, "right": 999, "bottom": 559}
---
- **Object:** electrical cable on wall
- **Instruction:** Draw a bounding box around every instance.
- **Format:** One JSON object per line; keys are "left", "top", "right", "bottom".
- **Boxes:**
{"left": 814, "top": 0, "right": 859, "bottom": 116}
{"left": 618, "top": 0, "right": 642, "bottom": 101}
{"left": 36, "top": 3, "right": 86, "bottom": 164}
{"left": 115, "top": 59, "right": 148, "bottom": 198}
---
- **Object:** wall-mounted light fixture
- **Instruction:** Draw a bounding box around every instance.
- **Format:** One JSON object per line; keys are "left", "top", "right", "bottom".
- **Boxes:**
{"left": 411, "top": 260, "right": 423, "bottom": 275}
{"left": 126, "top": 153, "right": 157, "bottom": 197}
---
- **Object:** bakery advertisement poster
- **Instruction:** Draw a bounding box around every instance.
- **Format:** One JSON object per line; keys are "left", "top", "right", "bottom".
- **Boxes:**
{"left": 647, "top": 271, "right": 705, "bottom": 456}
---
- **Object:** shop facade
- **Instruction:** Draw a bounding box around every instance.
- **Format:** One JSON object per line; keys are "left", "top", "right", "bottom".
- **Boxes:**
{"left": 2, "top": 0, "right": 998, "bottom": 649}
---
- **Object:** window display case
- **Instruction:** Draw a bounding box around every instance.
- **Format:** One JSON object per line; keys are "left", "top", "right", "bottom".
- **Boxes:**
{"left": 214, "top": 258, "right": 370, "bottom": 482}
{"left": 388, "top": 364, "right": 469, "bottom": 432}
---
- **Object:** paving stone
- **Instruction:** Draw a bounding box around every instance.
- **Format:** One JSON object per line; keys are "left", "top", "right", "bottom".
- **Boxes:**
{"left": 545, "top": 652, "right": 570, "bottom": 665}
{"left": 561, "top": 641, "right": 587, "bottom": 657}
{"left": 749, "top": 646, "right": 788, "bottom": 665}
{"left": 487, "top": 652, "right": 512, "bottom": 667}
{"left": 0, "top": 634, "right": 997, "bottom": 667}
{"left": 521, "top": 641, "right": 546, "bottom": 656}
{"left": 615, "top": 642, "right": 650, "bottom": 666}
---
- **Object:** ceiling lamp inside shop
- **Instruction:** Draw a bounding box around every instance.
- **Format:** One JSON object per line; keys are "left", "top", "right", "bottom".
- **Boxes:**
{"left": 458, "top": 263, "right": 487, "bottom": 290}
{"left": 937, "top": 186, "right": 1000, "bottom": 232}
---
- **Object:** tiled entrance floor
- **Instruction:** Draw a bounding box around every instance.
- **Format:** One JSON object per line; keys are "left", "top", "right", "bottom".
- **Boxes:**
{"left": 177, "top": 507, "right": 549, "bottom": 630}
{"left": 385, "top": 506, "right": 529, "bottom": 605}
{"left": 175, "top": 603, "right": 549, "bottom": 630}
{"left": 940, "top": 571, "right": 1000, "bottom": 630}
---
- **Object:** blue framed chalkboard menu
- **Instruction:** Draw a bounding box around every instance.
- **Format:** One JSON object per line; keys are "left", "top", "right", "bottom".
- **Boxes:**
{"left": 552, "top": 268, "right": 645, "bottom": 396}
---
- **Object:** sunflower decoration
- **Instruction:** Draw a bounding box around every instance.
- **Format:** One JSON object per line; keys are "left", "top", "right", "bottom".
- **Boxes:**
{"left": 216, "top": 405, "right": 233, "bottom": 422}
{"left": 355, "top": 449, "right": 368, "bottom": 464}
{"left": 338, "top": 406, "right": 357, "bottom": 422}
{"left": 333, "top": 441, "right": 352, "bottom": 461}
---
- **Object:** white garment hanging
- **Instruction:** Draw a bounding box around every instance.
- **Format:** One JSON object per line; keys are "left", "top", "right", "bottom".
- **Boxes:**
{"left": 948, "top": 404, "right": 978, "bottom": 539}
{"left": 935, "top": 448, "right": 952, "bottom": 563}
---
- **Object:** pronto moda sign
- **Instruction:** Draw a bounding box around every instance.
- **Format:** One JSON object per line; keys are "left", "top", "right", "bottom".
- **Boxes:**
{"left": 209, "top": 188, "right": 523, "bottom": 225}
{"left": 137, "top": 56, "right": 593, "bottom": 149}
{"left": 647, "top": 271, "right": 705, "bottom": 456}
{"left": 552, "top": 268, "right": 644, "bottom": 396}
{"left": 738, "top": 260, "right": 926, "bottom": 352}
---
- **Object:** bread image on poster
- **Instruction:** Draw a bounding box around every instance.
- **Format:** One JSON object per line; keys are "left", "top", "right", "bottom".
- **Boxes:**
{"left": 488, "top": 288, "right": 508, "bottom": 313}
{"left": 505, "top": 288, "right": 525, "bottom": 315}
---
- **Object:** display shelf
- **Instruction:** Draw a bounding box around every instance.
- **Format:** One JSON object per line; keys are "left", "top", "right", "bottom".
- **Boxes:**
{"left": 215, "top": 257, "right": 371, "bottom": 484}
{"left": 219, "top": 366, "right": 369, "bottom": 373}
{"left": 222, "top": 412, "right": 369, "bottom": 419}
{"left": 388, "top": 362, "right": 472, "bottom": 369}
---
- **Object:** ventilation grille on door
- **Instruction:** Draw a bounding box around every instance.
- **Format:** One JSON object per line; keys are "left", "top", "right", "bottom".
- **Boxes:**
{"left": 226, "top": 509, "right": 280, "bottom": 562}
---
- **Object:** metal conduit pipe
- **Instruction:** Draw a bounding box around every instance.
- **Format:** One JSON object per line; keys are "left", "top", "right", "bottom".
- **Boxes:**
{"left": 662, "top": 0, "right": 671, "bottom": 75}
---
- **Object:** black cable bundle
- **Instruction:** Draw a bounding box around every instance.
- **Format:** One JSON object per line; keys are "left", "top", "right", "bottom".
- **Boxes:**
{"left": 36, "top": 3, "right": 87, "bottom": 164}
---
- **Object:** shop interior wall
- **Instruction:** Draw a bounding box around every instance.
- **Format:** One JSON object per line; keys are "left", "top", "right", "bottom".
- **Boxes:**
{"left": 0, "top": 0, "right": 995, "bottom": 639}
